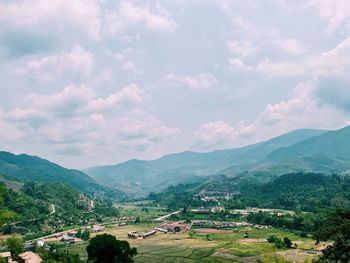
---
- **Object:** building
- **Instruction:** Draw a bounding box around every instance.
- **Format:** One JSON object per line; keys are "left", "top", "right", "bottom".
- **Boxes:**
{"left": 17, "top": 251, "right": 42, "bottom": 263}
{"left": 128, "top": 231, "right": 140, "bottom": 239}
{"left": 213, "top": 221, "right": 231, "bottom": 228}
{"left": 211, "top": 206, "right": 225, "bottom": 213}
{"left": 141, "top": 230, "right": 156, "bottom": 238}
{"left": 190, "top": 208, "right": 210, "bottom": 214}
{"left": 92, "top": 225, "right": 105, "bottom": 232}
{"left": 160, "top": 222, "right": 191, "bottom": 232}
{"left": 60, "top": 235, "right": 75, "bottom": 244}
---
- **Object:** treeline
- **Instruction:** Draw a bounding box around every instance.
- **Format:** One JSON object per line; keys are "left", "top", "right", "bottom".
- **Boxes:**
{"left": 225, "top": 173, "right": 350, "bottom": 212}
{"left": 149, "top": 173, "right": 350, "bottom": 213}
{"left": 246, "top": 211, "right": 325, "bottom": 234}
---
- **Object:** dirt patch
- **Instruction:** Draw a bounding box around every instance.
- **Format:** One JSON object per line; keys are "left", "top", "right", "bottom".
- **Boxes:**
{"left": 194, "top": 228, "right": 232, "bottom": 234}
{"left": 236, "top": 238, "right": 266, "bottom": 243}
{"left": 276, "top": 249, "right": 321, "bottom": 262}
{"left": 212, "top": 248, "right": 240, "bottom": 260}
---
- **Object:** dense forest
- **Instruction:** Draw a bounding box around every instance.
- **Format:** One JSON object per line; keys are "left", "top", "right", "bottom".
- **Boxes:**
{"left": 0, "top": 181, "right": 119, "bottom": 235}
{"left": 150, "top": 173, "right": 350, "bottom": 212}
{"left": 229, "top": 173, "right": 350, "bottom": 212}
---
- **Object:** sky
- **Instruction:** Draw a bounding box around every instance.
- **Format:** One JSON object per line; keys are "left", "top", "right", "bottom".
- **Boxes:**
{"left": 1, "top": 0, "right": 350, "bottom": 168}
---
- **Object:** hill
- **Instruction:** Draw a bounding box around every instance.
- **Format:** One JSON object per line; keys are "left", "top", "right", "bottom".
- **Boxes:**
{"left": 267, "top": 125, "right": 350, "bottom": 161}
{"left": 0, "top": 180, "right": 119, "bottom": 235}
{"left": 84, "top": 129, "right": 325, "bottom": 194}
{"left": 0, "top": 151, "right": 122, "bottom": 198}
{"left": 150, "top": 173, "right": 350, "bottom": 212}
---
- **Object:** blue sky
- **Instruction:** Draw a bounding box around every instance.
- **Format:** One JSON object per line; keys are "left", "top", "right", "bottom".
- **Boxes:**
{"left": 1, "top": 0, "right": 350, "bottom": 168}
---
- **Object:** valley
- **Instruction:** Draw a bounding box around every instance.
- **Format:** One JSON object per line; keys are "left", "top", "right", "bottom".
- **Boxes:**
{"left": 0, "top": 126, "right": 350, "bottom": 262}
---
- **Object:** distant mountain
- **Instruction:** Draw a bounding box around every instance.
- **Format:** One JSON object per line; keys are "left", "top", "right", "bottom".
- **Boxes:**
{"left": 267, "top": 125, "right": 350, "bottom": 161}
{"left": 0, "top": 151, "right": 121, "bottom": 198}
{"left": 85, "top": 128, "right": 325, "bottom": 194}
{"left": 220, "top": 126, "right": 350, "bottom": 178}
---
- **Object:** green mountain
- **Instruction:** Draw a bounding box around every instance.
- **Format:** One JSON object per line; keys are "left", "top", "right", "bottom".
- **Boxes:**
{"left": 85, "top": 129, "right": 325, "bottom": 194}
{"left": 0, "top": 180, "right": 119, "bottom": 235}
{"left": 267, "top": 125, "right": 350, "bottom": 161}
{"left": 0, "top": 151, "right": 121, "bottom": 198}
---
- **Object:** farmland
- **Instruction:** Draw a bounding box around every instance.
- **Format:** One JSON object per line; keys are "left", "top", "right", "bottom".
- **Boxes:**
{"left": 57, "top": 203, "right": 322, "bottom": 262}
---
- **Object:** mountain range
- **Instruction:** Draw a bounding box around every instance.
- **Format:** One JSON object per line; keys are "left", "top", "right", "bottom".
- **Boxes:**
{"left": 85, "top": 126, "right": 350, "bottom": 194}
{"left": 2, "top": 125, "right": 350, "bottom": 197}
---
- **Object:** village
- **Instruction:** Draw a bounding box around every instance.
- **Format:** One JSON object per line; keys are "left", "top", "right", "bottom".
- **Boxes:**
{"left": 0, "top": 202, "right": 324, "bottom": 263}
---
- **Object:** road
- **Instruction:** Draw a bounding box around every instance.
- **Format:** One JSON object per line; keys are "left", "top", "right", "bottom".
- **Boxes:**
{"left": 154, "top": 211, "right": 181, "bottom": 221}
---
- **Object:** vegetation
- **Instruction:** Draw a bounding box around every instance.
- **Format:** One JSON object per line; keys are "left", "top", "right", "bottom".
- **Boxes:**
{"left": 87, "top": 234, "right": 137, "bottom": 263}
{"left": 6, "top": 236, "right": 24, "bottom": 260}
{"left": 313, "top": 207, "right": 350, "bottom": 262}
{"left": 230, "top": 173, "right": 350, "bottom": 212}
{"left": 0, "top": 181, "right": 119, "bottom": 235}
{"left": 267, "top": 235, "right": 292, "bottom": 248}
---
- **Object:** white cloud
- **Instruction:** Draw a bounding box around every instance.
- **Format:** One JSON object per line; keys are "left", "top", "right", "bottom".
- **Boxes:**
{"left": 229, "top": 58, "right": 252, "bottom": 72}
{"left": 307, "top": 0, "right": 350, "bottom": 33}
{"left": 256, "top": 58, "right": 305, "bottom": 76}
{"left": 21, "top": 46, "right": 94, "bottom": 82}
{"left": 226, "top": 40, "right": 261, "bottom": 58}
{"left": 165, "top": 73, "right": 219, "bottom": 90}
{"left": 3, "top": 83, "right": 180, "bottom": 166}
{"left": 194, "top": 121, "right": 236, "bottom": 149}
{"left": 87, "top": 84, "right": 144, "bottom": 112}
{"left": 106, "top": 1, "right": 177, "bottom": 36}
{"left": 257, "top": 80, "right": 350, "bottom": 130}
{"left": 122, "top": 60, "right": 142, "bottom": 74}
{"left": 0, "top": 0, "right": 101, "bottom": 39}
{"left": 274, "top": 38, "right": 305, "bottom": 55}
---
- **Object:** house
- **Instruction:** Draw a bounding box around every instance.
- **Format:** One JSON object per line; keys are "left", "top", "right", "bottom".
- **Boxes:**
{"left": 190, "top": 208, "right": 210, "bottom": 214}
{"left": 141, "top": 230, "right": 156, "bottom": 239}
{"left": 253, "top": 224, "right": 271, "bottom": 229}
{"left": 213, "top": 221, "right": 231, "bottom": 228}
{"left": 211, "top": 206, "right": 225, "bottom": 213}
{"left": 128, "top": 231, "right": 140, "bottom": 239}
{"left": 160, "top": 222, "right": 190, "bottom": 232}
{"left": 92, "top": 225, "right": 105, "bottom": 232}
{"left": 36, "top": 240, "right": 45, "bottom": 248}
{"left": 60, "top": 235, "right": 75, "bottom": 244}
{"left": 18, "top": 251, "right": 42, "bottom": 263}
{"left": 154, "top": 227, "right": 168, "bottom": 233}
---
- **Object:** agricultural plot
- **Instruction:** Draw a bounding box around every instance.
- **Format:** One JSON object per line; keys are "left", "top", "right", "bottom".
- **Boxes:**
{"left": 88, "top": 223, "right": 320, "bottom": 262}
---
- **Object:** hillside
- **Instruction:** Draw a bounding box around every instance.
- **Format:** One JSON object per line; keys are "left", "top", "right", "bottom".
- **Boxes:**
{"left": 0, "top": 180, "right": 119, "bottom": 234}
{"left": 85, "top": 129, "right": 325, "bottom": 194}
{"left": 0, "top": 151, "right": 122, "bottom": 198}
{"left": 267, "top": 125, "right": 350, "bottom": 161}
{"left": 151, "top": 173, "right": 350, "bottom": 212}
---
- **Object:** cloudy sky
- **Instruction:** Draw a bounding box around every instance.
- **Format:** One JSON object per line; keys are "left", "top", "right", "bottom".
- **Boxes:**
{"left": 1, "top": 0, "right": 350, "bottom": 168}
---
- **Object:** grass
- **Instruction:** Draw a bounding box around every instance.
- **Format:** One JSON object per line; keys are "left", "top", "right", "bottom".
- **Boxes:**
{"left": 59, "top": 221, "right": 319, "bottom": 262}
{"left": 53, "top": 203, "right": 319, "bottom": 262}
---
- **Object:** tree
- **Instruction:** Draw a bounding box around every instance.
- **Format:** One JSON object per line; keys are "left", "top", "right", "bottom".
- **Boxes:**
{"left": 134, "top": 217, "right": 140, "bottom": 224}
{"left": 283, "top": 237, "right": 292, "bottom": 248}
{"left": 313, "top": 207, "right": 350, "bottom": 262}
{"left": 6, "top": 236, "right": 24, "bottom": 259}
{"left": 81, "top": 229, "right": 90, "bottom": 241}
{"left": 87, "top": 234, "right": 137, "bottom": 263}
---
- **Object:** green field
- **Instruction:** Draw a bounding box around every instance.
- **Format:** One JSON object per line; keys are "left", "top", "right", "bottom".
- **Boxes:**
{"left": 58, "top": 222, "right": 320, "bottom": 262}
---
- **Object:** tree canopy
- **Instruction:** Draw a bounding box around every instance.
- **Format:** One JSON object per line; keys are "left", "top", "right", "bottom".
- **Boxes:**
{"left": 87, "top": 234, "right": 137, "bottom": 263}
{"left": 313, "top": 208, "right": 350, "bottom": 262}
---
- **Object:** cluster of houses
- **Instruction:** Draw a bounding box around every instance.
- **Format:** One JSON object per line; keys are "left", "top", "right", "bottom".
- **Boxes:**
{"left": 190, "top": 220, "right": 271, "bottom": 229}
{"left": 156, "top": 222, "right": 191, "bottom": 233}
{"left": 127, "top": 230, "right": 156, "bottom": 239}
